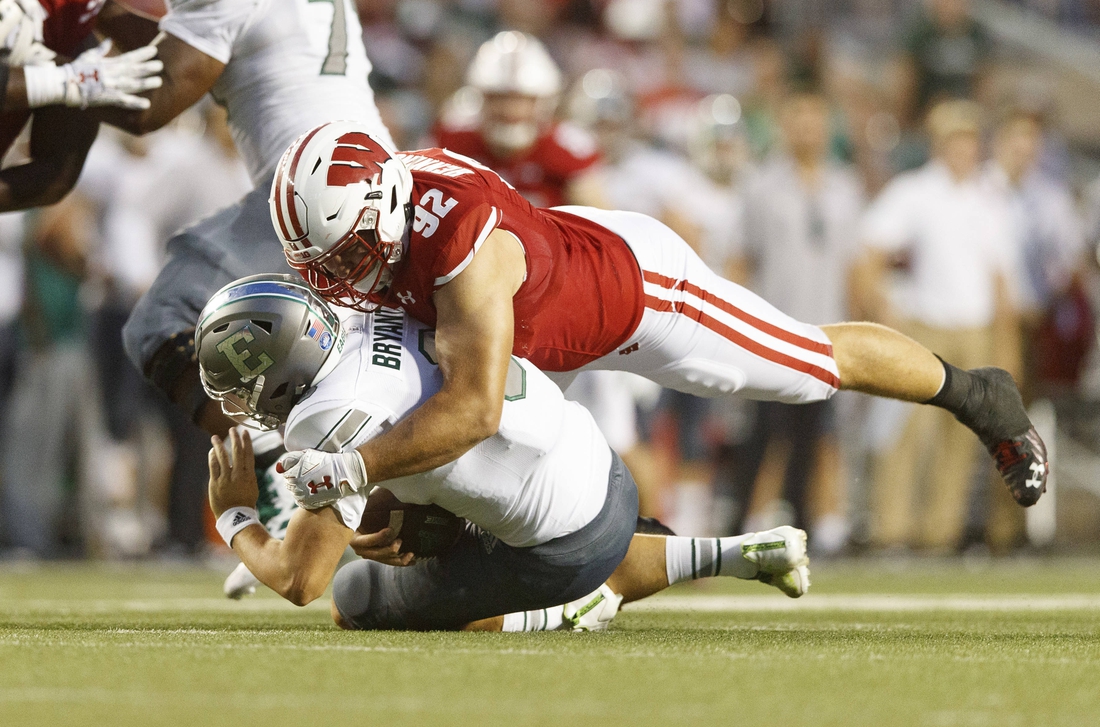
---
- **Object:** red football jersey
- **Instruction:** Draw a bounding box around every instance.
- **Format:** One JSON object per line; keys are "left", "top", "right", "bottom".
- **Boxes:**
{"left": 384, "top": 148, "right": 643, "bottom": 372}
{"left": 41, "top": 0, "right": 105, "bottom": 58}
{"left": 432, "top": 122, "right": 600, "bottom": 209}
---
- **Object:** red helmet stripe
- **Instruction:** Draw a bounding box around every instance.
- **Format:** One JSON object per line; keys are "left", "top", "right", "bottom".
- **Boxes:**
{"left": 272, "top": 147, "right": 295, "bottom": 243}
{"left": 283, "top": 124, "right": 326, "bottom": 240}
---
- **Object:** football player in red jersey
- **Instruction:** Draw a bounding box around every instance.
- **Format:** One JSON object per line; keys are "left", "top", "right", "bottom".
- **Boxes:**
{"left": 432, "top": 31, "right": 601, "bottom": 209}
{"left": 268, "top": 121, "right": 1050, "bottom": 523}
{"left": 0, "top": 0, "right": 166, "bottom": 210}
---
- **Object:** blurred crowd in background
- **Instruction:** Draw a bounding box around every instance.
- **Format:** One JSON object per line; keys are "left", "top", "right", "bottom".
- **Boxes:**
{"left": 5, "top": 0, "right": 1100, "bottom": 561}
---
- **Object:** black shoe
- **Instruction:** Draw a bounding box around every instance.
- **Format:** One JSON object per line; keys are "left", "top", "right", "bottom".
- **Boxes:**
{"left": 987, "top": 426, "right": 1048, "bottom": 507}
{"left": 963, "top": 368, "right": 1049, "bottom": 508}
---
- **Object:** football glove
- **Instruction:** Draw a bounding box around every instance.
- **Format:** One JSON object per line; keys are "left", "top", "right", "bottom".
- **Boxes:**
{"left": 277, "top": 448, "right": 368, "bottom": 510}
{"left": 23, "top": 40, "right": 163, "bottom": 110}
{"left": 0, "top": 0, "right": 53, "bottom": 67}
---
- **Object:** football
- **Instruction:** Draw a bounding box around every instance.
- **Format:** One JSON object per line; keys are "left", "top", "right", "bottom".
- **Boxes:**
{"left": 357, "top": 487, "right": 466, "bottom": 558}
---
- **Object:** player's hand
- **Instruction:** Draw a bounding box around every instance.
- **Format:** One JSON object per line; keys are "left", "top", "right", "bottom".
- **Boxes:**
{"left": 63, "top": 40, "right": 163, "bottom": 109}
{"left": 276, "top": 448, "right": 368, "bottom": 510}
{"left": 208, "top": 429, "right": 259, "bottom": 518}
{"left": 349, "top": 528, "right": 414, "bottom": 567}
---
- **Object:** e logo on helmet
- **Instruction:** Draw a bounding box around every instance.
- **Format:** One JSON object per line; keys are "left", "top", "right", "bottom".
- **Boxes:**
{"left": 217, "top": 327, "right": 274, "bottom": 381}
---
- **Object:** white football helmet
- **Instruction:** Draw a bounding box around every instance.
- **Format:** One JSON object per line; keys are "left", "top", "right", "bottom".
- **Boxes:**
{"left": 0, "top": 0, "right": 54, "bottom": 67}
{"left": 269, "top": 121, "right": 413, "bottom": 311}
{"left": 466, "top": 31, "right": 561, "bottom": 153}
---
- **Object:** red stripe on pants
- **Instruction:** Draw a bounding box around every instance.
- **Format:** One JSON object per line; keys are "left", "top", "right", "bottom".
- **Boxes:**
{"left": 642, "top": 270, "right": 833, "bottom": 357}
{"left": 643, "top": 294, "right": 841, "bottom": 389}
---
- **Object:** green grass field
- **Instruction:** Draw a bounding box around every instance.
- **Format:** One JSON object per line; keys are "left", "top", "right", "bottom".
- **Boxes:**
{"left": 2, "top": 558, "right": 1100, "bottom": 727}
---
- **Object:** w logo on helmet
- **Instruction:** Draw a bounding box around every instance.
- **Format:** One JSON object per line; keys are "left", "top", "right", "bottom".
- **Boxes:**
{"left": 328, "top": 132, "right": 386, "bottom": 187}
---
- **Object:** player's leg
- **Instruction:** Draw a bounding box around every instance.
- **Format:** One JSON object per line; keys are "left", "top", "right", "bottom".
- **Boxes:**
{"left": 823, "top": 321, "right": 1045, "bottom": 507}
{"left": 605, "top": 526, "right": 811, "bottom": 604}
{"left": 330, "top": 450, "right": 639, "bottom": 631}
{"left": 576, "top": 209, "right": 1046, "bottom": 507}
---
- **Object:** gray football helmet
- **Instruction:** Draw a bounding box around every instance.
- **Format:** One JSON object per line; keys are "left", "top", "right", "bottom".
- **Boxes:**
{"left": 196, "top": 274, "right": 345, "bottom": 430}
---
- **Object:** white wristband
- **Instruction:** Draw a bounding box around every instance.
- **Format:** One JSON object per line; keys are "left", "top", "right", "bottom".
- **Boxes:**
{"left": 215, "top": 507, "right": 260, "bottom": 548}
{"left": 22, "top": 62, "right": 67, "bottom": 108}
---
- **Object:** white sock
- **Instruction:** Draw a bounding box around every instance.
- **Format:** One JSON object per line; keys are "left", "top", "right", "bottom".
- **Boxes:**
{"left": 665, "top": 535, "right": 758, "bottom": 584}
{"left": 501, "top": 605, "right": 564, "bottom": 632}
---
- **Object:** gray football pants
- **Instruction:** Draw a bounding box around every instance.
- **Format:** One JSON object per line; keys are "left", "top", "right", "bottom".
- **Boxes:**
{"left": 332, "top": 450, "right": 639, "bottom": 631}
{"left": 122, "top": 174, "right": 292, "bottom": 377}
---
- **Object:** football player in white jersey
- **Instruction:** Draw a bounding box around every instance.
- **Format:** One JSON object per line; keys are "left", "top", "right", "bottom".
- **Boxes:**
{"left": 0, "top": 0, "right": 391, "bottom": 588}
{"left": 198, "top": 275, "right": 811, "bottom": 631}
{"left": 0, "top": 0, "right": 391, "bottom": 429}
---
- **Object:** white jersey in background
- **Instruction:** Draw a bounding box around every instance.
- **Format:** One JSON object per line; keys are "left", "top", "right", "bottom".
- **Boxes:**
{"left": 160, "top": 0, "right": 392, "bottom": 184}
{"left": 284, "top": 309, "right": 611, "bottom": 548}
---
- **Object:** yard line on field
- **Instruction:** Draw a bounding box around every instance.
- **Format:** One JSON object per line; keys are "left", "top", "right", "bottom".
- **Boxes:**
{"left": 3, "top": 593, "right": 1100, "bottom": 616}
{"left": 0, "top": 598, "right": 330, "bottom": 612}
{"left": 629, "top": 594, "right": 1100, "bottom": 612}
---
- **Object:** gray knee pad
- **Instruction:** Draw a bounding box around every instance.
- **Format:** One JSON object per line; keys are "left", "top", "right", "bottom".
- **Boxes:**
{"left": 332, "top": 559, "right": 406, "bottom": 631}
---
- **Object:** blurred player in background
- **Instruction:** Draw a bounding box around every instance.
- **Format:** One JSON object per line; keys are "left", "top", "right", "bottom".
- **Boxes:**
{"left": 432, "top": 30, "right": 601, "bottom": 208}
{"left": 267, "top": 122, "right": 1049, "bottom": 538}
{"left": 0, "top": 0, "right": 163, "bottom": 210}
{"left": 198, "top": 276, "right": 811, "bottom": 631}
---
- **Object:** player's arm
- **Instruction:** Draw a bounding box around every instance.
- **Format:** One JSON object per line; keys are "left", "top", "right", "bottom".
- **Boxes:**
{"left": 95, "top": 0, "right": 163, "bottom": 51}
{"left": 94, "top": 32, "right": 224, "bottom": 135}
{"left": 208, "top": 429, "right": 354, "bottom": 606}
{"left": 355, "top": 228, "right": 526, "bottom": 481}
{"left": 0, "top": 105, "right": 98, "bottom": 211}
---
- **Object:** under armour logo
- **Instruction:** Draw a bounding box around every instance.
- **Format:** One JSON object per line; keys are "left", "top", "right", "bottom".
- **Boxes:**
{"left": 618, "top": 343, "right": 639, "bottom": 356}
{"left": 306, "top": 476, "right": 336, "bottom": 495}
{"left": 396, "top": 290, "right": 415, "bottom": 305}
{"left": 1026, "top": 461, "right": 1046, "bottom": 489}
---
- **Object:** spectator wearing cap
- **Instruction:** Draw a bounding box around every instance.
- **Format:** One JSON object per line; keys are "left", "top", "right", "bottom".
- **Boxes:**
{"left": 854, "top": 99, "right": 1020, "bottom": 552}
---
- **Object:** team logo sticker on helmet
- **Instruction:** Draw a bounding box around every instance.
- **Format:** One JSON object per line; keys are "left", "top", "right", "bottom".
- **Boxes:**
{"left": 216, "top": 327, "right": 275, "bottom": 381}
{"left": 305, "top": 318, "right": 334, "bottom": 351}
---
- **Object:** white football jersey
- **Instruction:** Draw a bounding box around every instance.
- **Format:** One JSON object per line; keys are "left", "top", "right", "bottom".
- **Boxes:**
{"left": 284, "top": 309, "right": 611, "bottom": 548}
{"left": 160, "top": 0, "right": 392, "bottom": 185}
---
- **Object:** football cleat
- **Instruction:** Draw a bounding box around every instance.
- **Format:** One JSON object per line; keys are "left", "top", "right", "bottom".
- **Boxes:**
{"left": 223, "top": 562, "right": 259, "bottom": 600}
{"left": 987, "top": 427, "right": 1048, "bottom": 508}
{"left": 757, "top": 564, "right": 811, "bottom": 599}
{"left": 741, "top": 526, "right": 811, "bottom": 598}
{"left": 562, "top": 584, "right": 623, "bottom": 632}
{"left": 963, "top": 368, "right": 1049, "bottom": 507}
